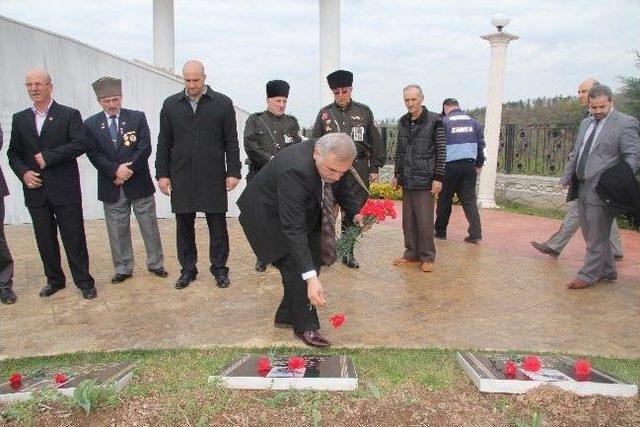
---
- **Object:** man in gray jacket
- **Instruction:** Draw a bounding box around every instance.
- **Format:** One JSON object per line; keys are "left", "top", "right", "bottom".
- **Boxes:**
{"left": 559, "top": 84, "right": 640, "bottom": 289}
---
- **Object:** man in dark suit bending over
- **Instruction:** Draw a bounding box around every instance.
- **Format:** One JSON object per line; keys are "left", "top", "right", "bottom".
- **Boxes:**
{"left": 8, "top": 69, "right": 96, "bottom": 300}
{"left": 237, "top": 133, "right": 363, "bottom": 347}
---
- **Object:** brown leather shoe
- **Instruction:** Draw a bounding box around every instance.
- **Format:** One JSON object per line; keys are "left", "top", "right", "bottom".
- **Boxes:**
{"left": 567, "top": 278, "right": 591, "bottom": 289}
{"left": 421, "top": 261, "right": 434, "bottom": 272}
{"left": 392, "top": 257, "right": 419, "bottom": 266}
{"left": 294, "top": 330, "right": 331, "bottom": 348}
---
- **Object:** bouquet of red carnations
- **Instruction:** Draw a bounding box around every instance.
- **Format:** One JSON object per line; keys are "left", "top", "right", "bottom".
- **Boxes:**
{"left": 336, "top": 198, "right": 396, "bottom": 260}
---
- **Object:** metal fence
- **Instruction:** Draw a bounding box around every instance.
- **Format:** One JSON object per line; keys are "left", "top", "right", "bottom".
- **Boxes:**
{"left": 304, "top": 122, "right": 579, "bottom": 177}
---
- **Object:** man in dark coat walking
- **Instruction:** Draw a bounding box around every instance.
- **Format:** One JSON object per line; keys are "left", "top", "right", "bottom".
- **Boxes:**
{"left": 155, "top": 60, "right": 241, "bottom": 290}
{"left": 238, "top": 134, "right": 363, "bottom": 347}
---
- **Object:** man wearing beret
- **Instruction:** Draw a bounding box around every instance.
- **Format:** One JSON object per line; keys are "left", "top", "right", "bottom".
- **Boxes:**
{"left": 312, "top": 69, "right": 384, "bottom": 269}
{"left": 85, "top": 77, "right": 167, "bottom": 285}
{"left": 156, "top": 60, "right": 241, "bottom": 290}
{"left": 8, "top": 68, "right": 96, "bottom": 300}
{"left": 244, "top": 79, "right": 301, "bottom": 272}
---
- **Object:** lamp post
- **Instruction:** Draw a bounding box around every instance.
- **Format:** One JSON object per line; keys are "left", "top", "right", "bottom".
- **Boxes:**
{"left": 477, "top": 14, "right": 518, "bottom": 208}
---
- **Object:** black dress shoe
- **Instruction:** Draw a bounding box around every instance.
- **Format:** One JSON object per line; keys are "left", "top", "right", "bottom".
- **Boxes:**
{"left": 342, "top": 253, "right": 359, "bottom": 269}
{"left": 255, "top": 259, "right": 267, "bottom": 272}
{"left": 530, "top": 241, "right": 560, "bottom": 258}
{"left": 614, "top": 254, "right": 624, "bottom": 261}
{"left": 39, "top": 283, "right": 65, "bottom": 298}
{"left": 434, "top": 233, "right": 446, "bottom": 240}
{"left": 294, "top": 330, "right": 331, "bottom": 348}
{"left": 148, "top": 267, "right": 169, "bottom": 277}
{"left": 0, "top": 287, "right": 17, "bottom": 304}
{"left": 175, "top": 272, "right": 196, "bottom": 290}
{"left": 111, "top": 273, "right": 132, "bottom": 284}
{"left": 213, "top": 269, "right": 230, "bottom": 288}
{"left": 82, "top": 286, "right": 97, "bottom": 300}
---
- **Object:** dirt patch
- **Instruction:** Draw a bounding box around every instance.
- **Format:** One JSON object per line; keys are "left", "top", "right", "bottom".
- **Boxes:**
{"left": 5, "top": 383, "right": 639, "bottom": 426}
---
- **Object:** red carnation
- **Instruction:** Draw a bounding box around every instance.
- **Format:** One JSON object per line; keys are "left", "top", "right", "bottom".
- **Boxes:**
{"left": 9, "top": 373, "right": 21, "bottom": 389}
{"left": 257, "top": 356, "right": 272, "bottom": 373}
{"left": 53, "top": 373, "right": 68, "bottom": 386}
{"left": 503, "top": 360, "right": 517, "bottom": 377}
{"left": 287, "top": 356, "right": 306, "bottom": 371}
{"left": 330, "top": 313, "right": 345, "bottom": 329}
{"left": 574, "top": 359, "right": 591, "bottom": 378}
{"left": 523, "top": 356, "right": 541, "bottom": 372}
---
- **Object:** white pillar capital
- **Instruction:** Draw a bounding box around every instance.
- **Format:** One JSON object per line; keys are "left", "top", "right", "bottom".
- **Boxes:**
{"left": 480, "top": 31, "right": 519, "bottom": 46}
{"left": 477, "top": 30, "right": 518, "bottom": 209}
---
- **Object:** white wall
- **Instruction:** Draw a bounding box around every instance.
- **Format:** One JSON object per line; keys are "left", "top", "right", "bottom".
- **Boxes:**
{"left": 0, "top": 15, "right": 249, "bottom": 224}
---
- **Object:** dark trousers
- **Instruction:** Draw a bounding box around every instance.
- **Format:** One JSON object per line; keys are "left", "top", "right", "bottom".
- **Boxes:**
{"left": 435, "top": 160, "right": 482, "bottom": 239}
{"left": 0, "top": 197, "right": 14, "bottom": 288}
{"left": 28, "top": 201, "right": 94, "bottom": 289}
{"left": 176, "top": 212, "right": 229, "bottom": 275}
{"left": 273, "top": 254, "right": 320, "bottom": 334}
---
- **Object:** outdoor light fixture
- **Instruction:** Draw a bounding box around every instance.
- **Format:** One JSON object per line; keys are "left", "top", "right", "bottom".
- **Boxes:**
{"left": 491, "top": 14, "right": 510, "bottom": 32}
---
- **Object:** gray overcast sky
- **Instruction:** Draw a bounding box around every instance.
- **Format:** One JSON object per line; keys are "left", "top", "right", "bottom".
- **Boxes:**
{"left": 1, "top": 0, "right": 639, "bottom": 126}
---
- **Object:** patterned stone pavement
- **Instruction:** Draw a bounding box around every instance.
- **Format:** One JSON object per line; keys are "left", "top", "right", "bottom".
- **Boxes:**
{"left": 0, "top": 204, "right": 638, "bottom": 360}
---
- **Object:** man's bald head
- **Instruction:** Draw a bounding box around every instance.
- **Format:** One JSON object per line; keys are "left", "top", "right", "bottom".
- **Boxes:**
{"left": 577, "top": 78, "right": 599, "bottom": 107}
{"left": 182, "top": 60, "right": 206, "bottom": 98}
{"left": 25, "top": 68, "right": 53, "bottom": 107}
{"left": 26, "top": 68, "right": 52, "bottom": 84}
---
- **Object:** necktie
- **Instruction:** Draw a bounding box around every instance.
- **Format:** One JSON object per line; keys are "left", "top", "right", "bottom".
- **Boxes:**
{"left": 576, "top": 119, "right": 600, "bottom": 179}
{"left": 109, "top": 115, "right": 118, "bottom": 147}
{"left": 320, "top": 182, "right": 337, "bottom": 266}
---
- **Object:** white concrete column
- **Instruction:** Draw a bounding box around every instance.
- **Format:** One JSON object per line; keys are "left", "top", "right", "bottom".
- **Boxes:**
{"left": 153, "top": 0, "right": 175, "bottom": 73}
{"left": 319, "top": 0, "right": 340, "bottom": 106}
{"left": 477, "top": 30, "right": 518, "bottom": 208}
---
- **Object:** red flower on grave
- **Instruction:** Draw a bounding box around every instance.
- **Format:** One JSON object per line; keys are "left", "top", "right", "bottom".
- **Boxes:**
{"left": 53, "top": 373, "right": 68, "bottom": 386}
{"left": 9, "top": 373, "right": 22, "bottom": 389}
{"left": 257, "top": 356, "right": 272, "bottom": 374}
{"left": 503, "top": 360, "right": 517, "bottom": 377}
{"left": 574, "top": 360, "right": 591, "bottom": 378}
{"left": 523, "top": 356, "right": 541, "bottom": 372}
{"left": 330, "top": 313, "right": 345, "bottom": 329}
{"left": 287, "top": 357, "right": 306, "bottom": 371}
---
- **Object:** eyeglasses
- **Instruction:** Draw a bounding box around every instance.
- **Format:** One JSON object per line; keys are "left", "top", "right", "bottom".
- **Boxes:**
{"left": 332, "top": 88, "right": 351, "bottom": 95}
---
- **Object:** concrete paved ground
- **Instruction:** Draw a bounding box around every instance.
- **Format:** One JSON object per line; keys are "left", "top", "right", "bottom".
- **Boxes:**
{"left": 1, "top": 204, "right": 638, "bottom": 360}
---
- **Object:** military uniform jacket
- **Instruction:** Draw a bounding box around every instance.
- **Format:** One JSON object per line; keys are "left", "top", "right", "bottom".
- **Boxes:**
{"left": 244, "top": 110, "right": 301, "bottom": 180}
{"left": 155, "top": 87, "right": 241, "bottom": 214}
{"left": 312, "top": 100, "right": 384, "bottom": 205}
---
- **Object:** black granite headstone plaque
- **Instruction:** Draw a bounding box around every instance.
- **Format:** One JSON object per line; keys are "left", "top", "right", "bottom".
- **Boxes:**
{"left": 0, "top": 362, "right": 135, "bottom": 403}
{"left": 210, "top": 354, "right": 357, "bottom": 390}
{"left": 457, "top": 351, "right": 637, "bottom": 397}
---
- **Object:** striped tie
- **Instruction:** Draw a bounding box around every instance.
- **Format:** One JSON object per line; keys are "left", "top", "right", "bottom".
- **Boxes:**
{"left": 320, "top": 183, "right": 337, "bottom": 266}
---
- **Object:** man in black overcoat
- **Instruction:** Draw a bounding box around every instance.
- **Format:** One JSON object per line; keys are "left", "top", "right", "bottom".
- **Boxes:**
{"left": 156, "top": 60, "right": 241, "bottom": 290}
{"left": 8, "top": 68, "right": 96, "bottom": 300}
{"left": 237, "top": 133, "right": 363, "bottom": 347}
